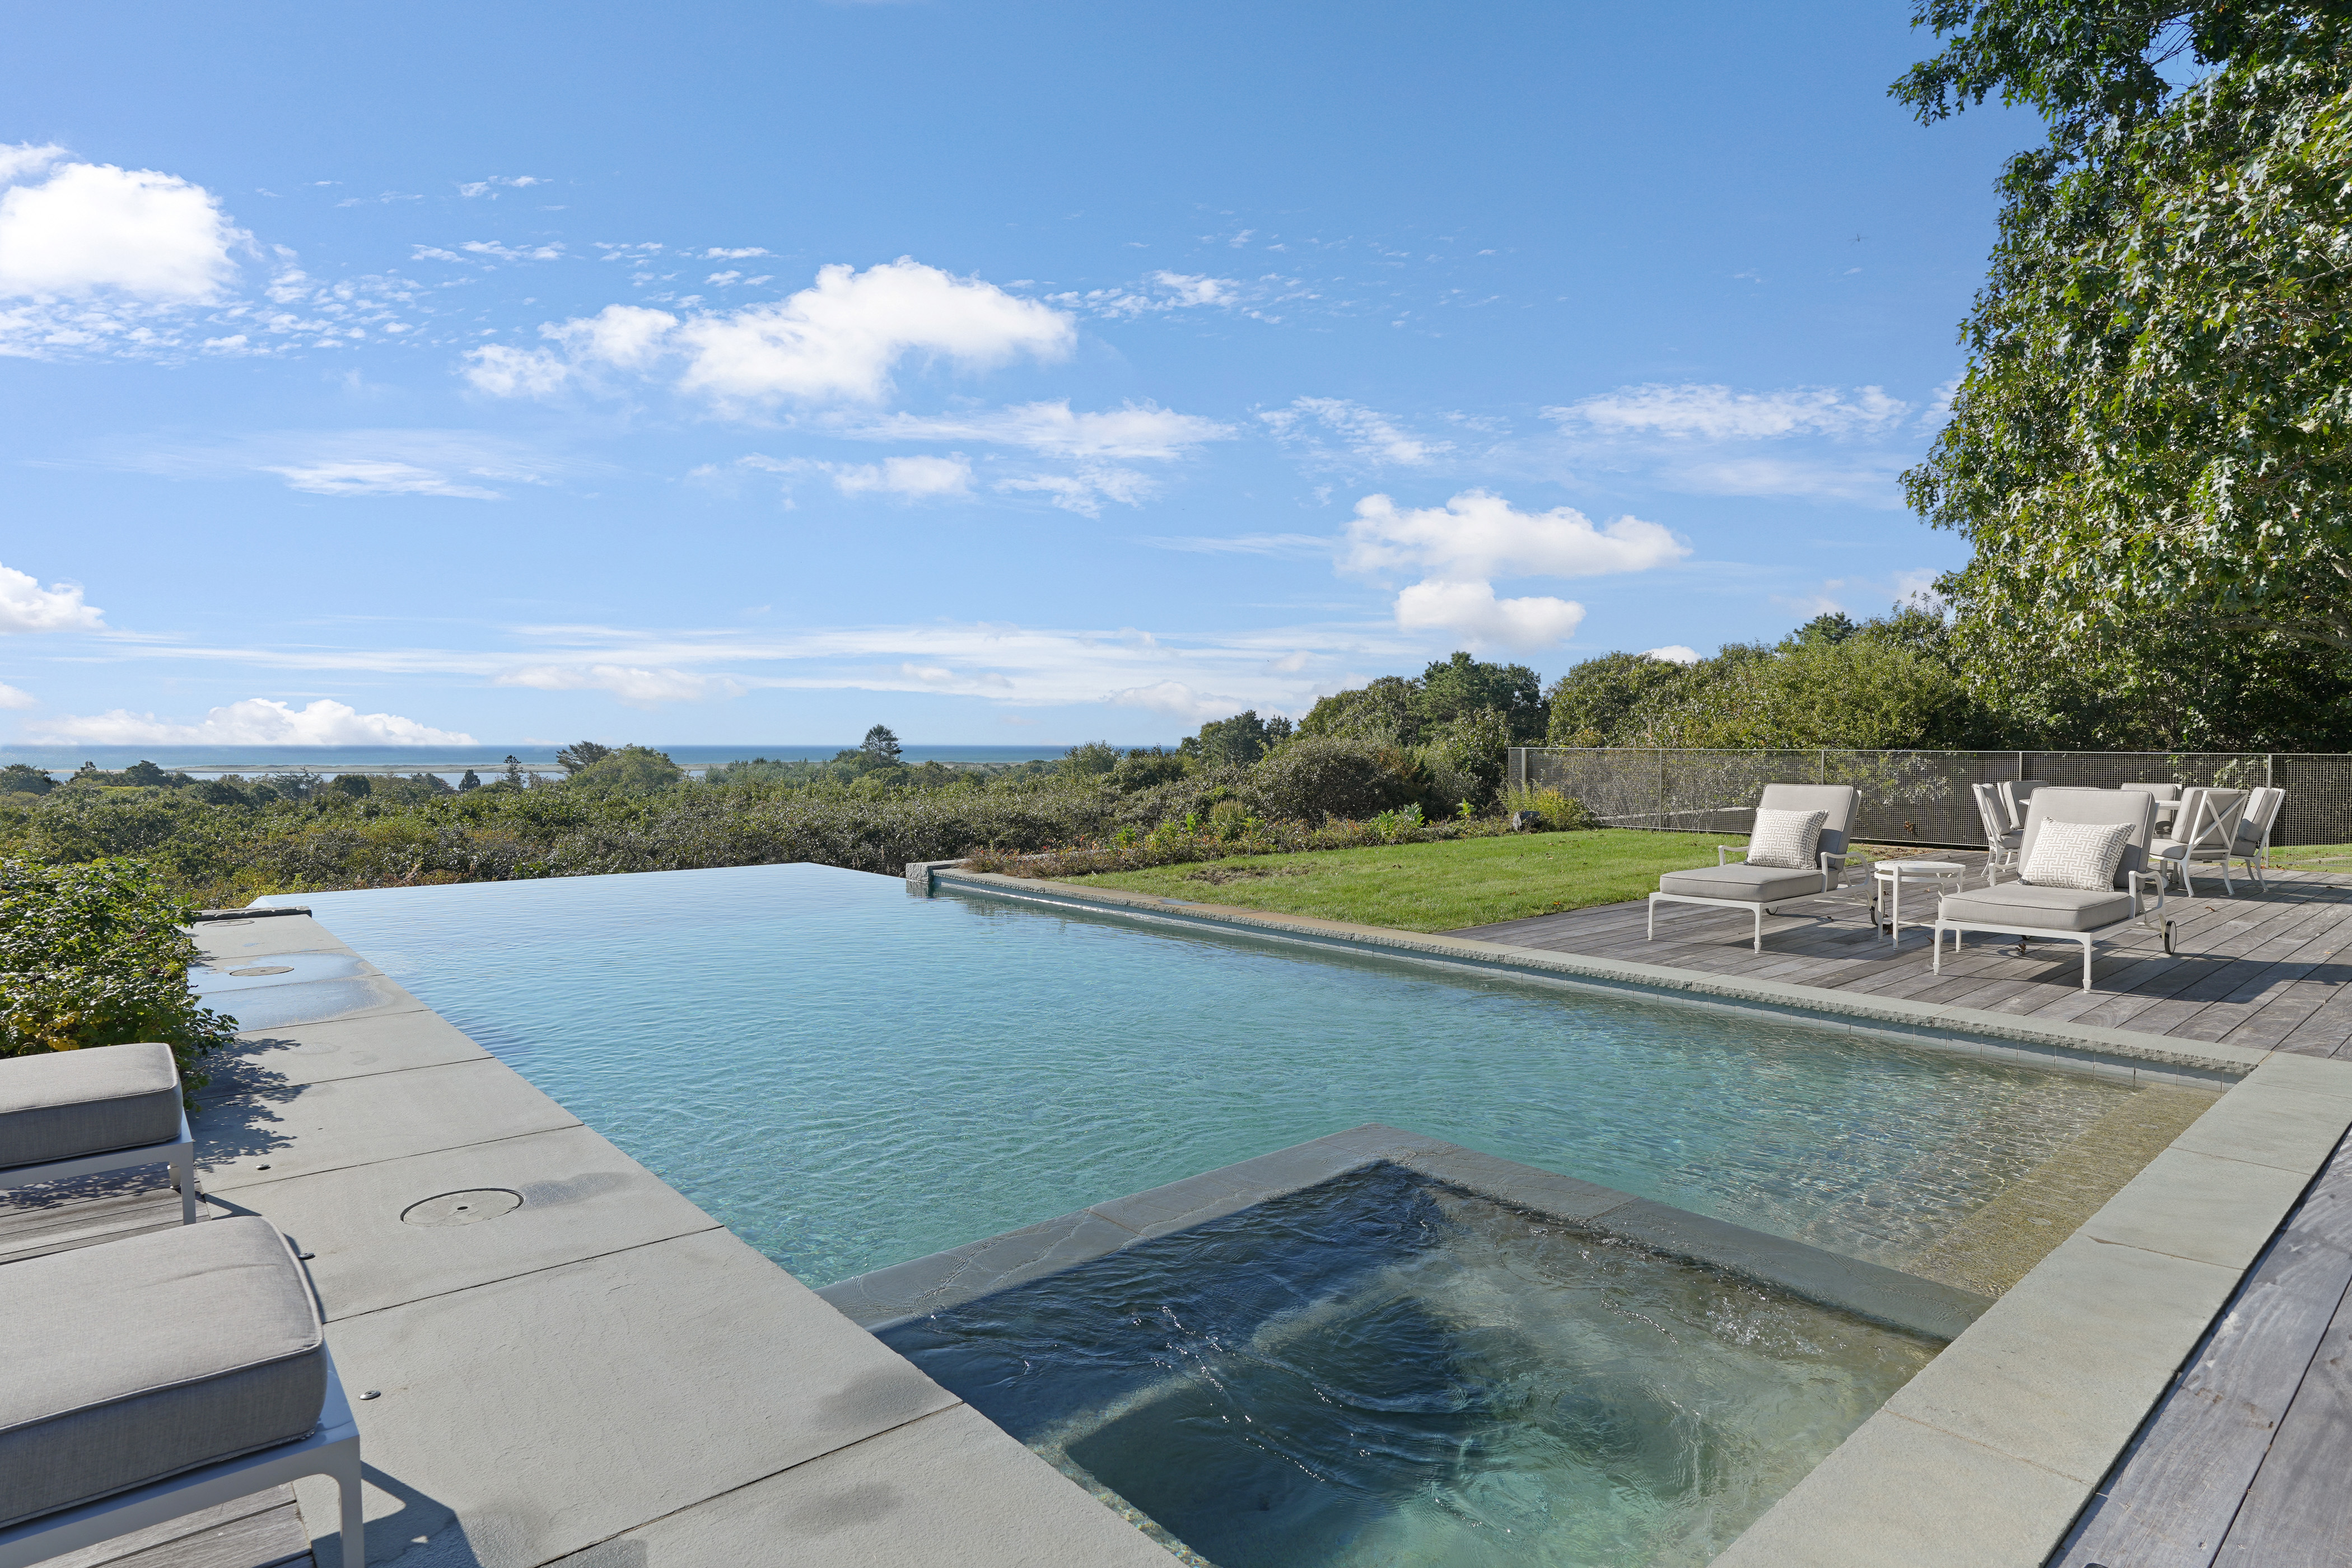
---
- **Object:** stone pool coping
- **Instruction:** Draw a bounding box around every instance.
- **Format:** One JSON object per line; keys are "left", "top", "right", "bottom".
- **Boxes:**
{"left": 918, "top": 863, "right": 2352, "bottom": 1565}
{"left": 821, "top": 1123, "right": 1993, "bottom": 1343}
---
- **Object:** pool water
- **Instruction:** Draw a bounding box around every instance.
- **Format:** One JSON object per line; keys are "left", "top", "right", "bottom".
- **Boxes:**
{"left": 259, "top": 864, "right": 2151, "bottom": 1287}
{"left": 885, "top": 1163, "right": 1938, "bottom": 1568}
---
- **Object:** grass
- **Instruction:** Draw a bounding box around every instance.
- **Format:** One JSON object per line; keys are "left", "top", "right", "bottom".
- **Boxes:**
{"left": 2265, "top": 841, "right": 2352, "bottom": 871}
{"left": 1063, "top": 828, "right": 1746, "bottom": 933}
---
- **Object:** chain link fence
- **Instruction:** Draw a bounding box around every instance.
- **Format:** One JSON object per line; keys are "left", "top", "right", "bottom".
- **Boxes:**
{"left": 1511, "top": 748, "right": 2352, "bottom": 848}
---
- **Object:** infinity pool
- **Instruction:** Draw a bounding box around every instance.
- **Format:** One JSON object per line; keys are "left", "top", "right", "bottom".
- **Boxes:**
{"left": 260, "top": 864, "right": 2154, "bottom": 1286}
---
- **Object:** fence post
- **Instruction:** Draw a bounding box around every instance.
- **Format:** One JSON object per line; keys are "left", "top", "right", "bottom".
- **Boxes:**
{"left": 2266, "top": 753, "right": 2274, "bottom": 788}
{"left": 2017, "top": 750, "right": 2027, "bottom": 782}
{"left": 1657, "top": 748, "right": 1666, "bottom": 831}
{"left": 1818, "top": 748, "right": 1828, "bottom": 785}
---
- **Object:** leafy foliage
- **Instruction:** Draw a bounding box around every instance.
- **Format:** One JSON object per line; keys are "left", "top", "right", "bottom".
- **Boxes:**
{"left": 563, "top": 745, "right": 687, "bottom": 799}
{"left": 557, "top": 741, "right": 614, "bottom": 775}
{"left": 0, "top": 857, "right": 237, "bottom": 1091}
{"left": 1900, "top": 2, "right": 2352, "bottom": 744}
{"left": 1179, "top": 709, "right": 1295, "bottom": 768}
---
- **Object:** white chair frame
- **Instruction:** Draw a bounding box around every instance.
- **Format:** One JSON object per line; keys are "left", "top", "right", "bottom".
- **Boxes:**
{"left": 2232, "top": 787, "right": 2285, "bottom": 890}
{"left": 1970, "top": 783, "right": 2019, "bottom": 884}
{"left": 1934, "top": 869, "right": 2173, "bottom": 991}
{"left": 1648, "top": 842, "right": 1851, "bottom": 955}
{"left": 0, "top": 1109, "right": 197, "bottom": 1225}
{"left": 0, "top": 1348, "right": 364, "bottom": 1568}
{"left": 2159, "top": 787, "right": 2251, "bottom": 897}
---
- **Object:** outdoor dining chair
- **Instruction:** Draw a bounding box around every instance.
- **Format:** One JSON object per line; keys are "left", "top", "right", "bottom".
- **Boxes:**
{"left": 2122, "top": 781, "right": 2183, "bottom": 833}
{"left": 1997, "top": 779, "right": 2046, "bottom": 832}
{"left": 1933, "top": 787, "right": 2171, "bottom": 991}
{"left": 2231, "top": 786, "right": 2286, "bottom": 889}
{"left": 1649, "top": 782, "right": 1862, "bottom": 953}
{"left": 1970, "top": 782, "right": 2020, "bottom": 884}
{"left": 0, "top": 1217, "right": 365, "bottom": 1568}
{"left": 0, "top": 1043, "right": 197, "bottom": 1225}
{"left": 2153, "top": 786, "right": 2252, "bottom": 896}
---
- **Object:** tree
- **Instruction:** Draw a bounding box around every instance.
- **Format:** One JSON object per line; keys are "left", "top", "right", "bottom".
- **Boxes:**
{"left": 862, "top": 725, "right": 903, "bottom": 763}
{"left": 565, "top": 745, "right": 685, "bottom": 799}
{"left": 1417, "top": 652, "right": 1547, "bottom": 744}
{"left": 557, "top": 741, "right": 614, "bottom": 775}
{"left": 0, "top": 764, "right": 54, "bottom": 796}
{"left": 1897, "top": 2, "right": 2352, "bottom": 740}
{"left": 501, "top": 755, "right": 524, "bottom": 788}
{"left": 1298, "top": 676, "right": 1425, "bottom": 746}
{"left": 1179, "top": 710, "right": 1291, "bottom": 768}
{"left": 327, "top": 773, "right": 373, "bottom": 799}
{"left": 459, "top": 769, "right": 482, "bottom": 791}
{"left": 1545, "top": 652, "right": 1700, "bottom": 746}
{"left": 1059, "top": 741, "right": 1121, "bottom": 777}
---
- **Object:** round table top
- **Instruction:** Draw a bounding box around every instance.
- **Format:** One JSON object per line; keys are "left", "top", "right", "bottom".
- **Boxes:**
{"left": 1875, "top": 859, "right": 1968, "bottom": 876}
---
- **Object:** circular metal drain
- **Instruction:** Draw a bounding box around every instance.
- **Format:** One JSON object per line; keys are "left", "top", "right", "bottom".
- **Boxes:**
{"left": 400, "top": 1188, "right": 522, "bottom": 1228}
{"left": 228, "top": 965, "right": 294, "bottom": 977}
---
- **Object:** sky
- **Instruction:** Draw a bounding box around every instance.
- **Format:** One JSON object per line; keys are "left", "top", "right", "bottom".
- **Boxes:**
{"left": 0, "top": 0, "right": 2037, "bottom": 750}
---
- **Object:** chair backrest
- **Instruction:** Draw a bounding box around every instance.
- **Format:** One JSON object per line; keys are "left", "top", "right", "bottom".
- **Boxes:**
{"left": 2018, "top": 788, "right": 2154, "bottom": 889}
{"left": 1756, "top": 783, "right": 1860, "bottom": 858}
{"left": 2122, "top": 782, "right": 2184, "bottom": 802}
{"left": 2237, "top": 786, "right": 2286, "bottom": 849}
{"left": 1999, "top": 779, "right": 2045, "bottom": 831}
{"left": 2174, "top": 787, "right": 2250, "bottom": 856}
{"left": 1969, "top": 782, "right": 2009, "bottom": 847}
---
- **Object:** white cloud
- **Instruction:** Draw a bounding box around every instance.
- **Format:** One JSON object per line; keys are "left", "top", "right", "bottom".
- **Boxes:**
{"left": 459, "top": 239, "right": 563, "bottom": 263}
{"left": 1107, "top": 680, "right": 1248, "bottom": 723}
{"left": 1644, "top": 645, "right": 1701, "bottom": 665}
{"left": 1057, "top": 270, "right": 1239, "bottom": 318}
{"left": 1343, "top": 490, "right": 1686, "bottom": 581}
{"left": 0, "top": 563, "right": 104, "bottom": 633}
{"left": 1667, "top": 455, "right": 1909, "bottom": 507}
{"left": 1262, "top": 397, "right": 1452, "bottom": 467}
{"left": 704, "top": 247, "right": 769, "bottom": 259}
{"left": 0, "top": 681, "right": 36, "bottom": 709}
{"left": 456, "top": 175, "right": 542, "bottom": 198}
{"left": 1392, "top": 580, "right": 1585, "bottom": 652}
{"left": 468, "top": 258, "right": 1074, "bottom": 410}
{"left": 1548, "top": 384, "right": 1908, "bottom": 441}
{"left": 263, "top": 460, "right": 504, "bottom": 499}
{"left": 828, "top": 454, "right": 972, "bottom": 499}
{"left": 0, "top": 144, "right": 65, "bottom": 183}
{"left": 27, "top": 698, "right": 475, "bottom": 745}
{"left": 0, "top": 159, "right": 244, "bottom": 301}
{"left": 494, "top": 664, "right": 745, "bottom": 707}
{"left": 997, "top": 465, "right": 1155, "bottom": 516}
{"left": 852, "top": 400, "right": 1230, "bottom": 460}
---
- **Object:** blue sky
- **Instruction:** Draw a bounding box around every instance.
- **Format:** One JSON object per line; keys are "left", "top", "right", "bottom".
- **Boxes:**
{"left": 0, "top": 1, "right": 2032, "bottom": 749}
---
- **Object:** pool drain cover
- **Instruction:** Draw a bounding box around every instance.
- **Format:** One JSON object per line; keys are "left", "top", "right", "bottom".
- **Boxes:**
{"left": 401, "top": 1189, "right": 522, "bottom": 1228}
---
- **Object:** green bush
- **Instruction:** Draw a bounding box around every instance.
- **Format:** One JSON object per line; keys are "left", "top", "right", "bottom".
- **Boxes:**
{"left": 1247, "top": 737, "right": 1416, "bottom": 823}
{"left": 0, "top": 858, "right": 236, "bottom": 1094}
{"left": 564, "top": 745, "right": 687, "bottom": 799}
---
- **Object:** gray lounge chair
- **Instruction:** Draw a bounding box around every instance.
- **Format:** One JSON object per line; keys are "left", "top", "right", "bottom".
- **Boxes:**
{"left": 2122, "top": 781, "right": 2183, "bottom": 833}
{"left": 1649, "top": 783, "right": 1861, "bottom": 953}
{"left": 2230, "top": 786, "right": 2285, "bottom": 889}
{"left": 1997, "top": 779, "right": 2045, "bottom": 832}
{"left": 0, "top": 1043, "right": 197, "bottom": 1225}
{"left": 1933, "top": 788, "right": 2171, "bottom": 991}
{"left": 2153, "top": 786, "right": 2251, "bottom": 895}
{"left": 0, "top": 1217, "right": 363, "bottom": 1568}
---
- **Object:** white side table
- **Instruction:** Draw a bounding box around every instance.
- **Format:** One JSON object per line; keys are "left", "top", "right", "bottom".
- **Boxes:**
{"left": 1874, "top": 860, "right": 1967, "bottom": 944}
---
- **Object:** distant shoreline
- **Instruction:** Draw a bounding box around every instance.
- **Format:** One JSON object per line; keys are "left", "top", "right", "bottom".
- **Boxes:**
{"left": 0, "top": 741, "right": 1142, "bottom": 781}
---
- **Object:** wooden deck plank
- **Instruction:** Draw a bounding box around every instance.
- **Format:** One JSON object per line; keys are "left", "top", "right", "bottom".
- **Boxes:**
{"left": 41, "top": 1490, "right": 311, "bottom": 1568}
{"left": 2214, "top": 1257, "right": 2352, "bottom": 1565}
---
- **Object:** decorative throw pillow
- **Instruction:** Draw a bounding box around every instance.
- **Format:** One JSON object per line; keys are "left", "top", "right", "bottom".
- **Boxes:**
{"left": 2021, "top": 819, "right": 2132, "bottom": 892}
{"left": 1747, "top": 808, "right": 1827, "bottom": 870}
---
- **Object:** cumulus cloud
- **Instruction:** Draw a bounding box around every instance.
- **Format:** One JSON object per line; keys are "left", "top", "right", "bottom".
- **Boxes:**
{"left": 465, "top": 258, "right": 1074, "bottom": 410}
{"left": 1644, "top": 645, "right": 1701, "bottom": 665}
{"left": 1393, "top": 580, "right": 1585, "bottom": 652}
{"left": 0, "top": 158, "right": 245, "bottom": 301}
{"left": 27, "top": 698, "right": 475, "bottom": 745}
{"left": 0, "top": 681, "right": 36, "bottom": 709}
{"left": 494, "top": 664, "right": 745, "bottom": 707}
{"left": 1262, "top": 397, "right": 1452, "bottom": 467}
{"left": 1107, "top": 680, "right": 1250, "bottom": 723}
{"left": 264, "top": 460, "right": 503, "bottom": 499}
{"left": 1548, "top": 384, "right": 1908, "bottom": 441}
{"left": 0, "top": 562, "right": 104, "bottom": 634}
{"left": 852, "top": 400, "right": 1230, "bottom": 460}
{"left": 0, "top": 144, "right": 65, "bottom": 183}
{"left": 1343, "top": 490, "right": 1686, "bottom": 581}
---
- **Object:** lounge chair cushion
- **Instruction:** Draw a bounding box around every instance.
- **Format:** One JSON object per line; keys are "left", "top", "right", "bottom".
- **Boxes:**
{"left": 2152, "top": 838, "right": 2227, "bottom": 862}
{"left": 2020, "top": 819, "right": 2132, "bottom": 892}
{"left": 0, "top": 1042, "right": 182, "bottom": 1170}
{"left": 1746, "top": 808, "right": 1826, "bottom": 870}
{"left": 1658, "top": 863, "right": 1826, "bottom": 905}
{"left": 0, "top": 1217, "right": 326, "bottom": 1528}
{"left": 1938, "top": 882, "right": 2134, "bottom": 934}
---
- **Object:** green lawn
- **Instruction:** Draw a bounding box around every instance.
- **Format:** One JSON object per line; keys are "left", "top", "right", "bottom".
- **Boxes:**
{"left": 1065, "top": 828, "right": 1746, "bottom": 933}
{"left": 2265, "top": 841, "right": 2352, "bottom": 871}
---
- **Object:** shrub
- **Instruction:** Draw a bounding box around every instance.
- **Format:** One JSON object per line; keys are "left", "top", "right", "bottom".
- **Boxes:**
{"left": 0, "top": 858, "right": 236, "bottom": 1094}
{"left": 565, "top": 745, "right": 686, "bottom": 799}
{"left": 1499, "top": 785, "right": 1597, "bottom": 831}
{"left": 1248, "top": 737, "right": 1415, "bottom": 823}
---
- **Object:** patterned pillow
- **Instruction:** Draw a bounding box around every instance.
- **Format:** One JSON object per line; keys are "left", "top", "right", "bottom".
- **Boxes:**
{"left": 2021, "top": 819, "right": 2132, "bottom": 892}
{"left": 1747, "top": 808, "right": 1827, "bottom": 870}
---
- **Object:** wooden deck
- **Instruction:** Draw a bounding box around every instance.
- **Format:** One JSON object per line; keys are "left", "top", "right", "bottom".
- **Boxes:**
{"left": 1444, "top": 855, "right": 2352, "bottom": 1059}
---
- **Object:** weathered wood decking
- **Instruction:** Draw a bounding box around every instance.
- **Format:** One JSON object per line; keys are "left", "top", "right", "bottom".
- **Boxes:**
{"left": 1445, "top": 855, "right": 2352, "bottom": 1059}
{"left": 1448, "top": 856, "right": 2352, "bottom": 1566}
